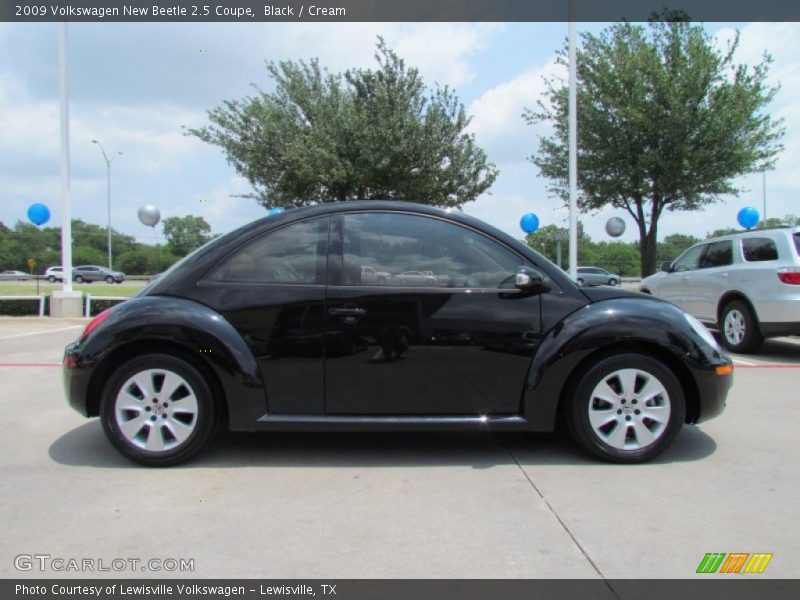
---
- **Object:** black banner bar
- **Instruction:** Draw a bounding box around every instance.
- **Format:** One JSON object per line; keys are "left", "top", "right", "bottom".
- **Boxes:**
{"left": 4, "top": 580, "right": 800, "bottom": 600}
{"left": 3, "top": 0, "right": 800, "bottom": 23}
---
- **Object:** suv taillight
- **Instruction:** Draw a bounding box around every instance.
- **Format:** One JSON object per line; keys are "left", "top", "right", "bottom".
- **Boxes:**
{"left": 777, "top": 267, "right": 800, "bottom": 285}
{"left": 81, "top": 308, "right": 112, "bottom": 339}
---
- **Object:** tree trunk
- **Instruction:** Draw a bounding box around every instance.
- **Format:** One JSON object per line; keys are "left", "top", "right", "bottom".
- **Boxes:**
{"left": 639, "top": 225, "right": 659, "bottom": 277}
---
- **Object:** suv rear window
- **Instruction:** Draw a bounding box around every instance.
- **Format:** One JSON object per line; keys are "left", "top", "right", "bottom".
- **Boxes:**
{"left": 794, "top": 233, "right": 800, "bottom": 256}
{"left": 742, "top": 237, "right": 779, "bottom": 262}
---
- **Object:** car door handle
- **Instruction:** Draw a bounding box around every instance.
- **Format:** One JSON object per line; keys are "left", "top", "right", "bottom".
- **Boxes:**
{"left": 328, "top": 307, "right": 367, "bottom": 317}
{"left": 716, "top": 273, "right": 729, "bottom": 278}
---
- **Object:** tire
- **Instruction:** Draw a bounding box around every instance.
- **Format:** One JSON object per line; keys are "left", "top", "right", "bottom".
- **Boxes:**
{"left": 608, "top": 278, "right": 618, "bottom": 286}
{"left": 576, "top": 278, "right": 584, "bottom": 286}
{"left": 565, "top": 353, "right": 686, "bottom": 463}
{"left": 105, "top": 275, "right": 115, "bottom": 284}
{"left": 74, "top": 275, "right": 84, "bottom": 283}
{"left": 720, "top": 300, "right": 763, "bottom": 353}
{"left": 47, "top": 275, "right": 56, "bottom": 283}
{"left": 100, "top": 354, "right": 219, "bottom": 466}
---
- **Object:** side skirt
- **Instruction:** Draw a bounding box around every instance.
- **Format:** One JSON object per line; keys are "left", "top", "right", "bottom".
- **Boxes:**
{"left": 253, "top": 414, "right": 529, "bottom": 432}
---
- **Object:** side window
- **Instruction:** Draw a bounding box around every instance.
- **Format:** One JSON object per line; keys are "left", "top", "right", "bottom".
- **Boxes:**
{"left": 700, "top": 241, "right": 733, "bottom": 268}
{"left": 342, "top": 213, "right": 522, "bottom": 289}
{"left": 207, "top": 218, "right": 328, "bottom": 284}
{"left": 673, "top": 245, "right": 705, "bottom": 272}
{"left": 742, "top": 238, "right": 779, "bottom": 262}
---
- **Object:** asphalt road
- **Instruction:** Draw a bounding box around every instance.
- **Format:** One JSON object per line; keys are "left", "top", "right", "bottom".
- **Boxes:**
{"left": 0, "top": 317, "right": 798, "bottom": 580}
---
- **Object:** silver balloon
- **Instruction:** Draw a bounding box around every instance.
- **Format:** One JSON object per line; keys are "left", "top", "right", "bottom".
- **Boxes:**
{"left": 605, "top": 217, "right": 626, "bottom": 238}
{"left": 137, "top": 204, "right": 161, "bottom": 228}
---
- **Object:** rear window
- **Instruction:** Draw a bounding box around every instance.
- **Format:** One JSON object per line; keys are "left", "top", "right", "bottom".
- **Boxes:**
{"left": 742, "top": 238, "right": 779, "bottom": 262}
{"left": 794, "top": 233, "right": 800, "bottom": 256}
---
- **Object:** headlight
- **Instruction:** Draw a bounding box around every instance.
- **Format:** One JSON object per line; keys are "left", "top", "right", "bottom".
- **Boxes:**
{"left": 683, "top": 312, "right": 720, "bottom": 351}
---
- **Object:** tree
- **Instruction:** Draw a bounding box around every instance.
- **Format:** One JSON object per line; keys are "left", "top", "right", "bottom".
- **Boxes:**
{"left": 189, "top": 39, "right": 497, "bottom": 209}
{"left": 525, "top": 15, "right": 785, "bottom": 276}
{"left": 657, "top": 233, "right": 701, "bottom": 262}
{"left": 162, "top": 215, "right": 212, "bottom": 256}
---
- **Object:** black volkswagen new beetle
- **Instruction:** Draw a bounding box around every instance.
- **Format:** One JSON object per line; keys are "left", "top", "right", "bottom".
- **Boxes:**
{"left": 63, "top": 201, "right": 732, "bottom": 466}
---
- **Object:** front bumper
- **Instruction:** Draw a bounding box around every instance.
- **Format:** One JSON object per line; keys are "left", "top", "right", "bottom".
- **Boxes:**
{"left": 691, "top": 362, "right": 733, "bottom": 424}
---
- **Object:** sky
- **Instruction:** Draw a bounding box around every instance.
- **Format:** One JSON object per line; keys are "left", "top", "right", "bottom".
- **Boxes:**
{"left": 1, "top": 21, "right": 799, "bottom": 248}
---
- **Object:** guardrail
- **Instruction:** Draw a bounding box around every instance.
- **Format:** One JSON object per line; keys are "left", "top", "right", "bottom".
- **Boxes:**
{"left": 84, "top": 295, "right": 128, "bottom": 317}
{"left": 0, "top": 295, "right": 46, "bottom": 317}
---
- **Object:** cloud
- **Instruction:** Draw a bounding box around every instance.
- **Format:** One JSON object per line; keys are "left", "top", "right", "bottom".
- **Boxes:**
{"left": 467, "top": 55, "right": 563, "bottom": 164}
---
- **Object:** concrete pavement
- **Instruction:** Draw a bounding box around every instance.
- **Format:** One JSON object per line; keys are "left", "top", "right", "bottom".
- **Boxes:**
{"left": 0, "top": 318, "right": 798, "bottom": 579}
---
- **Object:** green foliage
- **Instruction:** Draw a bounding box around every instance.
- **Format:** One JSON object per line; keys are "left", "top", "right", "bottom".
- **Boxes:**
{"left": 526, "top": 17, "right": 785, "bottom": 276}
{"left": 189, "top": 38, "right": 497, "bottom": 208}
{"left": 162, "top": 215, "right": 212, "bottom": 256}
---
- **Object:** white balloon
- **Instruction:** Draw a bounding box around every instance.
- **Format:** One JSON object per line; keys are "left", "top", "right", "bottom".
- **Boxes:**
{"left": 138, "top": 204, "right": 161, "bottom": 227}
{"left": 605, "top": 217, "right": 626, "bottom": 238}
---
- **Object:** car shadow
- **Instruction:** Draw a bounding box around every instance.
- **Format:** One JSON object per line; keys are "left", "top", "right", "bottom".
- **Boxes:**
{"left": 714, "top": 334, "right": 800, "bottom": 364}
{"left": 48, "top": 420, "right": 717, "bottom": 469}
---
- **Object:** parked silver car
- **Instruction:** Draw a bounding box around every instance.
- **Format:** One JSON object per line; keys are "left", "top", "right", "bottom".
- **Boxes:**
{"left": 72, "top": 265, "right": 125, "bottom": 284}
{"left": 576, "top": 266, "right": 619, "bottom": 287}
{"left": 640, "top": 227, "right": 800, "bottom": 352}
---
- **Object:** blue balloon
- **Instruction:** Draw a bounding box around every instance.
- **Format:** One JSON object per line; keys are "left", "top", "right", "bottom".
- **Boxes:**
{"left": 267, "top": 207, "right": 284, "bottom": 216}
{"left": 737, "top": 206, "right": 760, "bottom": 230}
{"left": 27, "top": 203, "right": 50, "bottom": 226}
{"left": 520, "top": 213, "right": 540, "bottom": 234}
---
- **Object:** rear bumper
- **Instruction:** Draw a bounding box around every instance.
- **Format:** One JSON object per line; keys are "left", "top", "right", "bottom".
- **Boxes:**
{"left": 63, "top": 342, "right": 93, "bottom": 417}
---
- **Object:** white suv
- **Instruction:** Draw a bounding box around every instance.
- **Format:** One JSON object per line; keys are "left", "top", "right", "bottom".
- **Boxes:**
{"left": 640, "top": 227, "right": 800, "bottom": 353}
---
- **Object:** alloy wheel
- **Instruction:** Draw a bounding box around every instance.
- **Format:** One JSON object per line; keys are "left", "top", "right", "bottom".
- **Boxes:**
{"left": 724, "top": 309, "right": 745, "bottom": 346}
{"left": 114, "top": 368, "right": 199, "bottom": 452}
{"left": 587, "top": 368, "right": 671, "bottom": 450}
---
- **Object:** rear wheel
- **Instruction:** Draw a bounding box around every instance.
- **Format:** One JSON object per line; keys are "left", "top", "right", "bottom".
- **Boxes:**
{"left": 100, "top": 354, "right": 218, "bottom": 466}
{"left": 720, "top": 300, "right": 763, "bottom": 353}
{"left": 74, "top": 275, "right": 84, "bottom": 283}
{"left": 576, "top": 278, "right": 584, "bottom": 286}
{"left": 565, "top": 353, "right": 685, "bottom": 463}
{"left": 47, "top": 275, "right": 56, "bottom": 283}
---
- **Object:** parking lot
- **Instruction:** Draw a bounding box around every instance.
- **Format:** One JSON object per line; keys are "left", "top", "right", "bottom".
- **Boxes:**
{"left": 0, "top": 316, "right": 798, "bottom": 580}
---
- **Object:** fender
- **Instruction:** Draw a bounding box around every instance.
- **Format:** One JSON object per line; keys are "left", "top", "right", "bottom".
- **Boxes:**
{"left": 523, "top": 296, "right": 729, "bottom": 431}
{"left": 73, "top": 296, "right": 265, "bottom": 430}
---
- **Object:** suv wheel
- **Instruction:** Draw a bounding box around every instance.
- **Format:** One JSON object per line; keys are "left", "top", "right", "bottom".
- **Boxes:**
{"left": 566, "top": 353, "right": 685, "bottom": 463}
{"left": 720, "top": 300, "right": 763, "bottom": 353}
{"left": 100, "top": 354, "right": 219, "bottom": 466}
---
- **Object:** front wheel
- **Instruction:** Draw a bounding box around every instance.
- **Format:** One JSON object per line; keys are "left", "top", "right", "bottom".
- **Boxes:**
{"left": 105, "top": 275, "right": 115, "bottom": 284}
{"left": 565, "top": 353, "right": 685, "bottom": 463}
{"left": 720, "top": 300, "right": 763, "bottom": 353}
{"left": 47, "top": 275, "right": 56, "bottom": 283}
{"left": 576, "top": 278, "right": 584, "bottom": 286}
{"left": 100, "top": 354, "right": 219, "bottom": 466}
{"left": 608, "top": 278, "right": 618, "bottom": 286}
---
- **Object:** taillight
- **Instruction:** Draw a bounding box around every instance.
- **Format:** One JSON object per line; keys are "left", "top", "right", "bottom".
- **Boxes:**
{"left": 81, "top": 308, "right": 112, "bottom": 339}
{"left": 777, "top": 267, "right": 800, "bottom": 285}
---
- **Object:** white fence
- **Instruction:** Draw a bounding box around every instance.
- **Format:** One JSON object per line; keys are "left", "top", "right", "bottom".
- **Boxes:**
{"left": 0, "top": 295, "right": 46, "bottom": 317}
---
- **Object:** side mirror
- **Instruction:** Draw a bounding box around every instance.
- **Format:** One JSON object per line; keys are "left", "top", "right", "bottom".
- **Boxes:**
{"left": 515, "top": 266, "right": 549, "bottom": 292}
{"left": 661, "top": 261, "right": 672, "bottom": 273}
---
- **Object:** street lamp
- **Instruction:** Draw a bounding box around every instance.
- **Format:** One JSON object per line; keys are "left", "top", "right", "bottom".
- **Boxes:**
{"left": 91, "top": 139, "right": 122, "bottom": 270}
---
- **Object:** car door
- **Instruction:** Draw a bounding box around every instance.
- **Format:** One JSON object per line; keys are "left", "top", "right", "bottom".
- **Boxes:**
{"left": 192, "top": 217, "right": 330, "bottom": 414}
{"left": 324, "top": 212, "right": 542, "bottom": 416}
{"left": 692, "top": 240, "right": 733, "bottom": 321}
{"left": 657, "top": 244, "right": 706, "bottom": 312}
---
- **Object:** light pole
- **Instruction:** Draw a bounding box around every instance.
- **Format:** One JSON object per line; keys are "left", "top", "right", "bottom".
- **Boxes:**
{"left": 91, "top": 139, "right": 122, "bottom": 270}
